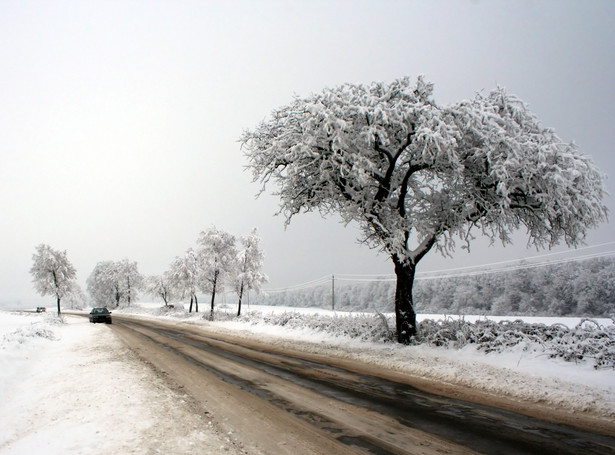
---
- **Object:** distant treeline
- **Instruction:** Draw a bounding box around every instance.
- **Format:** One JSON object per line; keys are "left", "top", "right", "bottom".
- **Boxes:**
{"left": 251, "top": 257, "right": 615, "bottom": 317}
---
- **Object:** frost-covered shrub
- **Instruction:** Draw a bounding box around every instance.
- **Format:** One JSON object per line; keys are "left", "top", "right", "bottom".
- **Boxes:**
{"left": 415, "top": 318, "right": 615, "bottom": 369}
{"left": 155, "top": 304, "right": 186, "bottom": 316}
{"left": 2, "top": 323, "right": 57, "bottom": 346}
{"left": 232, "top": 311, "right": 394, "bottom": 343}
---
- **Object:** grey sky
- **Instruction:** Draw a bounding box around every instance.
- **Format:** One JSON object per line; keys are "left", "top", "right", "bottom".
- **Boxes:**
{"left": 1, "top": 0, "right": 613, "bottom": 306}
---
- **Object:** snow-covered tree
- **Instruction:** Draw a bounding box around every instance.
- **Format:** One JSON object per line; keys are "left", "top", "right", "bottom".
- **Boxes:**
{"left": 575, "top": 258, "right": 615, "bottom": 316}
{"left": 30, "top": 244, "right": 77, "bottom": 315}
{"left": 86, "top": 259, "right": 142, "bottom": 308}
{"left": 87, "top": 261, "right": 116, "bottom": 307}
{"left": 168, "top": 249, "right": 200, "bottom": 312}
{"left": 197, "top": 227, "right": 237, "bottom": 320}
{"left": 116, "top": 259, "right": 142, "bottom": 307}
{"left": 242, "top": 76, "right": 608, "bottom": 343}
{"left": 143, "top": 273, "right": 174, "bottom": 306}
{"left": 233, "top": 228, "right": 267, "bottom": 316}
{"left": 63, "top": 283, "right": 87, "bottom": 310}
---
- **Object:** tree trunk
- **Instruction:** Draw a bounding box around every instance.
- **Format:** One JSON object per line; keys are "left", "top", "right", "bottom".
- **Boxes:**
{"left": 393, "top": 258, "right": 417, "bottom": 344}
{"left": 237, "top": 281, "right": 244, "bottom": 317}
{"left": 52, "top": 271, "right": 61, "bottom": 315}
{"left": 194, "top": 294, "right": 199, "bottom": 313}
{"left": 189, "top": 295, "right": 193, "bottom": 313}
{"left": 210, "top": 271, "right": 218, "bottom": 321}
{"left": 210, "top": 287, "right": 216, "bottom": 320}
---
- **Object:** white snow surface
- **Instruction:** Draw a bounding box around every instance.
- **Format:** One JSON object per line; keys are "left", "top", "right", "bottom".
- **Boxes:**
{"left": 1, "top": 306, "right": 614, "bottom": 454}
{"left": 0, "top": 311, "right": 241, "bottom": 455}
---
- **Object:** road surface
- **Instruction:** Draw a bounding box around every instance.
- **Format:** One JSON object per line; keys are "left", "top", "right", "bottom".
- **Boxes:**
{"left": 107, "top": 314, "right": 615, "bottom": 454}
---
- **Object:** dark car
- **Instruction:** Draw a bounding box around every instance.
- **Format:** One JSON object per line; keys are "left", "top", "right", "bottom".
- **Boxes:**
{"left": 36, "top": 306, "right": 46, "bottom": 313}
{"left": 89, "top": 307, "right": 112, "bottom": 324}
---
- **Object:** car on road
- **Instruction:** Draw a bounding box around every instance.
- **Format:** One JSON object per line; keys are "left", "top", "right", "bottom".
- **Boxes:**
{"left": 36, "top": 307, "right": 46, "bottom": 312}
{"left": 89, "top": 307, "right": 112, "bottom": 324}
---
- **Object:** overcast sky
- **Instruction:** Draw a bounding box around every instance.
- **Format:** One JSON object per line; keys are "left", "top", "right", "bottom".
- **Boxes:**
{"left": 1, "top": 0, "right": 614, "bottom": 307}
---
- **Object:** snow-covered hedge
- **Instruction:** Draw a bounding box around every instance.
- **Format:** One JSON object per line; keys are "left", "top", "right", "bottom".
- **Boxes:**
{"left": 416, "top": 318, "right": 615, "bottom": 369}
{"left": 226, "top": 310, "right": 395, "bottom": 343}
{"left": 218, "top": 310, "right": 615, "bottom": 369}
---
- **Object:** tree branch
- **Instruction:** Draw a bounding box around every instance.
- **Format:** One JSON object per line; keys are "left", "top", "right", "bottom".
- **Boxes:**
{"left": 375, "top": 127, "right": 416, "bottom": 203}
{"left": 395, "top": 126, "right": 416, "bottom": 158}
{"left": 397, "top": 163, "right": 429, "bottom": 217}
{"left": 412, "top": 234, "right": 437, "bottom": 264}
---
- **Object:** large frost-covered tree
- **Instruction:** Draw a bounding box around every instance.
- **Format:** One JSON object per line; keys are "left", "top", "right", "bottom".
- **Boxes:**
{"left": 233, "top": 229, "right": 267, "bottom": 316}
{"left": 198, "top": 227, "right": 237, "bottom": 320}
{"left": 241, "top": 76, "right": 608, "bottom": 343}
{"left": 30, "top": 244, "right": 77, "bottom": 315}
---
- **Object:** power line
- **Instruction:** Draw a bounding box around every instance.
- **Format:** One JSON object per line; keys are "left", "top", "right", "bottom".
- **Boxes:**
{"left": 262, "top": 275, "right": 331, "bottom": 294}
{"left": 335, "top": 242, "right": 615, "bottom": 281}
{"left": 261, "top": 243, "right": 615, "bottom": 293}
{"left": 416, "top": 250, "right": 615, "bottom": 281}
{"left": 416, "top": 241, "right": 615, "bottom": 277}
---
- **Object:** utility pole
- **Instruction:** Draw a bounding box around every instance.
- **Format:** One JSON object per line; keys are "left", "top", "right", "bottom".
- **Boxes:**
{"left": 331, "top": 274, "right": 335, "bottom": 311}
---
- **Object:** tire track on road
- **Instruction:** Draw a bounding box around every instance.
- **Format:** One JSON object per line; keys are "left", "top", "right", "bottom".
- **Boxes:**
{"left": 110, "top": 315, "right": 615, "bottom": 455}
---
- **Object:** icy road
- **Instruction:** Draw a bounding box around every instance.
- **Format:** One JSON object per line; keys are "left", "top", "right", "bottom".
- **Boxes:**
{"left": 108, "top": 314, "right": 615, "bottom": 455}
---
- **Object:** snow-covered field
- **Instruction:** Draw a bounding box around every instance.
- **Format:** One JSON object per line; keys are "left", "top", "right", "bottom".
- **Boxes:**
{"left": 1, "top": 305, "right": 614, "bottom": 454}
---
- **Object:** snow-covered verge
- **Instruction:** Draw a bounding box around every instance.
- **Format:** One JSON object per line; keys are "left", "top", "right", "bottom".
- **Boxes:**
{"left": 120, "top": 303, "right": 615, "bottom": 420}
{"left": 202, "top": 308, "right": 615, "bottom": 369}
{"left": 0, "top": 311, "right": 243, "bottom": 455}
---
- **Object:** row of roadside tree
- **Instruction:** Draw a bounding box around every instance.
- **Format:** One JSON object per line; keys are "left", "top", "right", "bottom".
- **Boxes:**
{"left": 143, "top": 226, "right": 266, "bottom": 318}
{"left": 30, "top": 227, "right": 267, "bottom": 317}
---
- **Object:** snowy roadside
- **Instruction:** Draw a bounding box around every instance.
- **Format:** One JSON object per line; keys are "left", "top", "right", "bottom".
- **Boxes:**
{"left": 123, "top": 303, "right": 615, "bottom": 421}
{"left": 0, "top": 311, "right": 244, "bottom": 455}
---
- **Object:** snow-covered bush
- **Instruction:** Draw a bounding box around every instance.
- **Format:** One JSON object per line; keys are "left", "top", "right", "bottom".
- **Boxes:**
{"left": 232, "top": 311, "right": 394, "bottom": 343}
{"left": 155, "top": 304, "right": 186, "bottom": 315}
{"left": 416, "top": 318, "right": 615, "bottom": 369}
{"left": 1, "top": 314, "right": 60, "bottom": 347}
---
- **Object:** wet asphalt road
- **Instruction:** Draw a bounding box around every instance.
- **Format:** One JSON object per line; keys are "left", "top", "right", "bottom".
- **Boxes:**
{"left": 109, "top": 315, "right": 615, "bottom": 455}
